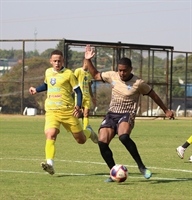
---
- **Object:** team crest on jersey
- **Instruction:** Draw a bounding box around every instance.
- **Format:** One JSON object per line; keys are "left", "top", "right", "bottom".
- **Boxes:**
{"left": 127, "top": 85, "right": 132, "bottom": 90}
{"left": 112, "top": 81, "right": 116, "bottom": 85}
{"left": 50, "top": 78, "right": 56, "bottom": 86}
{"left": 84, "top": 76, "right": 88, "bottom": 81}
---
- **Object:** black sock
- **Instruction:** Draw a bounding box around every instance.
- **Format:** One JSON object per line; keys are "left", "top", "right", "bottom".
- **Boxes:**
{"left": 98, "top": 141, "right": 115, "bottom": 169}
{"left": 119, "top": 134, "right": 146, "bottom": 169}
{"left": 182, "top": 141, "right": 190, "bottom": 149}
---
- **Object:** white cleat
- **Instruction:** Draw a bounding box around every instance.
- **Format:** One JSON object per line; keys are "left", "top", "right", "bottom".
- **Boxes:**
{"left": 86, "top": 125, "right": 98, "bottom": 144}
{"left": 176, "top": 146, "right": 185, "bottom": 159}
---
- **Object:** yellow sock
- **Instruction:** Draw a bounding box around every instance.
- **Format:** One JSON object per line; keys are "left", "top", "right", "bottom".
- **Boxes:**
{"left": 83, "top": 129, "right": 91, "bottom": 141}
{"left": 187, "top": 136, "right": 192, "bottom": 144}
{"left": 45, "top": 139, "right": 55, "bottom": 160}
{"left": 83, "top": 117, "right": 89, "bottom": 130}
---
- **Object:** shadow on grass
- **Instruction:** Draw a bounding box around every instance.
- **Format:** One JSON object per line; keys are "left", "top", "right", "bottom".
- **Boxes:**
{"left": 56, "top": 172, "right": 192, "bottom": 184}
{"left": 148, "top": 178, "right": 192, "bottom": 184}
{"left": 56, "top": 172, "right": 109, "bottom": 178}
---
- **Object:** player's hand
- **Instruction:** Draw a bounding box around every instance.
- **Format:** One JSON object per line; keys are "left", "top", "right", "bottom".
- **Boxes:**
{"left": 29, "top": 87, "right": 37, "bottom": 95}
{"left": 165, "top": 110, "right": 174, "bottom": 120}
{"left": 85, "top": 45, "right": 95, "bottom": 59}
{"left": 73, "top": 106, "right": 82, "bottom": 118}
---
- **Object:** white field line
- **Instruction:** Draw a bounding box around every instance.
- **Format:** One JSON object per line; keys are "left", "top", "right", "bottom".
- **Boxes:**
{"left": 0, "top": 169, "right": 190, "bottom": 181}
{"left": 0, "top": 157, "right": 191, "bottom": 173}
{"left": 0, "top": 157, "right": 192, "bottom": 178}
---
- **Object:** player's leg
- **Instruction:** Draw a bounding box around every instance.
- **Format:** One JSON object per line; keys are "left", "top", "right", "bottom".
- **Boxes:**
{"left": 186, "top": 135, "right": 192, "bottom": 145}
{"left": 98, "top": 127, "right": 116, "bottom": 182}
{"left": 82, "top": 98, "right": 91, "bottom": 129}
{"left": 83, "top": 107, "right": 90, "bottom": 129}
{"left": 64, "top": 115, "right": 98, "bottom": 144}
{"left": 98, "top": 127, "right": 115, "bottom": 168}
{"left": 118, "top": 118, "right": 152, "bottom": 179}
{"left": 176, "top": 135, "right": 192, "bottom": 159}
{"left": 41, "top": 112, "right": 60, "bottom": 175}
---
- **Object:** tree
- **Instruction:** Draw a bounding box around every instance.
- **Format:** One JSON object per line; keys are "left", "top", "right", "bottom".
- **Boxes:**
{"left": 41, "top": 48, "right": 55, "bottom": 59}
{"left": 0, "top": 57, "right": 49, "bottom": 113}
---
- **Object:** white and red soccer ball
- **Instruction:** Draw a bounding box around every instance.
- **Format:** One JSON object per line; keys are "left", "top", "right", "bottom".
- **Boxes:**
{"left": 110, "top": 164, "right": 128, "bottom": 182}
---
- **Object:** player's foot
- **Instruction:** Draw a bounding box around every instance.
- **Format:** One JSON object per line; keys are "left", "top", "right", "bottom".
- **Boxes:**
{"left": 140, "top": 168, "right": 152, "bottom": 179}
{"left": 104, "top": 177, "right": 114, "bottom": 182}
{"left": 41, "top": 162, "right": 55, "bottom": 175}
{"left": 86, "top": 125, "right": 98, "bottom": 144}
{"left": 189, "top": 155, "right": 192, "bottom": 162}
{"left": 176, "top": 146, "right": 185, "bottom": 159}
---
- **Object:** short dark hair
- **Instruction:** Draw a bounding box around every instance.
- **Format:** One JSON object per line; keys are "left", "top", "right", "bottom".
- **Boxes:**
{"left": 50, "top": 50, "right": 63, "bottom": 57}
{"left": 118, "top": 57, "right": 132, "bottom": 67}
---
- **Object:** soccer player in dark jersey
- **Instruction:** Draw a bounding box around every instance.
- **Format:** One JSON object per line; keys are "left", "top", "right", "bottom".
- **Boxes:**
{"left": 29, "top": 50, "right": 98, "bottom": 175}
{"left": 84, "top": 45, "right": 174, "bottom": 182}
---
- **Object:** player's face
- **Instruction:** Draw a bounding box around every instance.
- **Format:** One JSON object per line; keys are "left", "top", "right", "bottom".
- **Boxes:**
{"left": 118, "top": 64, "right": 132, "bottom": 81}
{"left": 50, "top": 54, "right": 64, "bottom": 72}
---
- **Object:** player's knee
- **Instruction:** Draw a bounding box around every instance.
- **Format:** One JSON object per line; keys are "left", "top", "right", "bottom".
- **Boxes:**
{"left": 119, "top": 134, "right": 130, "bottom": 144}
{"left": 75, "top": 134, "right": 86, "bottom": 144}
{"left": 45, "top": 129, "right": 59, "bottom": 140}
{"left": 76, "top": 138, "right": 86, "bottom": 144}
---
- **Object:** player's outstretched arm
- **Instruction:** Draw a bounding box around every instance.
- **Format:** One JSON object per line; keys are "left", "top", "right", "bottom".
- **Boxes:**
{"left": 148, "top": 90, "right": 174, "bottom": 119}
{"left": 85, "top": 45, "right": 101, "bottom": 81}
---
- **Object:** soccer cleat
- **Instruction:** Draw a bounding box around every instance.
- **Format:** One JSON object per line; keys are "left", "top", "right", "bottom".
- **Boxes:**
{"left": 189, "top": 156, "right": 192, "bottom": 162}
{"left": 41, "top": 162, "right": 55, "bottom": 175}
{"left": 176, "top": 146, "right": 185, "bottom": 159}
{"left": 104, "top": 177, "right": 114, "bottom": 183}
{"left": 86, "top": 125, "right": 98, "bottom": 144}
{"left": 140, "top": 168, "right": 152, "bottom": 179}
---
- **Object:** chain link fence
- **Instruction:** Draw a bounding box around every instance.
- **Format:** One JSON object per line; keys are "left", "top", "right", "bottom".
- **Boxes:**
{"left": 0, "top": 39, "right": 191, "bottom": 117}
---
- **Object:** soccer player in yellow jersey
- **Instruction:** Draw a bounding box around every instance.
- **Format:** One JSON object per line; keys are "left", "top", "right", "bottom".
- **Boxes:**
{"left": 84, "top": 45, "right": 174, "bottom": 182}
{"left": 74, "top": 59, "right": 96, "bottom": 129}
{"left": 176, "top": 135, "right": 192, "bottom": 162}
{"left": 29, "top": 50, "right": 98, "bottom": 175}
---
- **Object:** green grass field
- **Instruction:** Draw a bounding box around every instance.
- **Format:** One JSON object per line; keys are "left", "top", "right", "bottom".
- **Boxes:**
{"left": 0, "top": 115, "right": 192, "bottom": 200}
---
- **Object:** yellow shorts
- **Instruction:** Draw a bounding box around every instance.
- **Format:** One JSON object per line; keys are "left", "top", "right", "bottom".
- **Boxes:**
{"left": 45, "top": 111, "right": 83, "bottom": 133}
{"left": 75, "top": 97, "right": 91, "bottom": 109}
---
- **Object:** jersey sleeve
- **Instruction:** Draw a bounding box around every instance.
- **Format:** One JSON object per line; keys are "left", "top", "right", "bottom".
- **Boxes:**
{"left": 69, "top": 71, "right": 79, "bottom": 90}
{"left": 74, "top": 68, "right": 78, "bottom": 77}
{"left": 100, "top": 71, "right": 114, "bottom": 83}
{"left": 138, "top": 79, "right": 152, "bottom": 95}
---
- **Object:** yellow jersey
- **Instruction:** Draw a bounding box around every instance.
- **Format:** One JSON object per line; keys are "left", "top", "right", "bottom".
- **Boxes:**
{"left": 74, "top": 68, "right": 92, "bottom": 99}
{"left": 44, "top": 67, "right": 79, "bottom": 114}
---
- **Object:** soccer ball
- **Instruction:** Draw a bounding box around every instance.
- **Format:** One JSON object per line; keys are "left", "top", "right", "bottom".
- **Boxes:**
{"left": 110, "top": 164, "right": 128, "bottom": 182}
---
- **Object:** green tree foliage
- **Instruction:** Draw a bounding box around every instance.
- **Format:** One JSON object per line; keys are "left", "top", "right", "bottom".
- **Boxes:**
{"left": 0, "top": 49, "right": 14, "bottom": 59}
{"left": 25, "top": 50, "right": 40, "bottom": 58}
{"left": 172, "top": 54, "right": 192, "bottom": 97}
{"left": 0, "top": 57, "right": 50, "bottom": 113}
{"left": 41, "top": 48, "right": 55, "bottom": 59}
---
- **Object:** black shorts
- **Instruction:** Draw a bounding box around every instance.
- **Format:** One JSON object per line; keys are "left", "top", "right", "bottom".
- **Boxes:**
{"left": 99, "top": 111, "right": 133, "bottom": 135}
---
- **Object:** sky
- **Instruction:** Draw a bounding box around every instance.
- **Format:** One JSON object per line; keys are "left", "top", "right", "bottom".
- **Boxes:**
{"left": 0, "top": 0, "right": 192, "bottom": 53}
